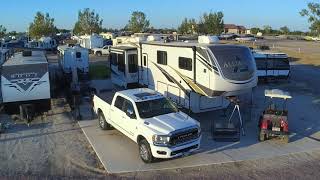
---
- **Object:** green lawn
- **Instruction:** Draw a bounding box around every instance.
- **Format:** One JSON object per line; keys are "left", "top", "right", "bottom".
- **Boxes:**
{"left": 89, "top": 65, "right": 110, "bottom": 80}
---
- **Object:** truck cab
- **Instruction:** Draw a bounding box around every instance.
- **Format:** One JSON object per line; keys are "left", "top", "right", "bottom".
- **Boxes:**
{"left": 93, "top": 88, "right": 201, "bottom": 163}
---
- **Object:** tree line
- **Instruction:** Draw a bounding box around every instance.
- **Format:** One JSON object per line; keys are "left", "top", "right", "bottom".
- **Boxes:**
{"left": 178, "top": 11, "right": 224, "bottom": 35}
{"left": 0, "top": 2, "right": 319, "bottom": 39}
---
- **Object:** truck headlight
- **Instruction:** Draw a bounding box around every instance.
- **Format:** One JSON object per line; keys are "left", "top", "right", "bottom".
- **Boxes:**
{"left": 152, "top": 135, "right": 170, "bottom": 146}
{"left": 197, "top": 127, "right": 202, "bottom": 137}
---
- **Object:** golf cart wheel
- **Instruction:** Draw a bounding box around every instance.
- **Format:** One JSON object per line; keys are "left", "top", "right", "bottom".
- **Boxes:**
{"left": 98, "top": 112, "right": 112, "bottom": 130}
{"left": 139, "top": 139, "right": 154, "bottom": 163}
{"left": 259, "top": 131, "right": 267, "bottom": 142}
{"left": 282, "top": 135, "right": 289, "bottom": 144}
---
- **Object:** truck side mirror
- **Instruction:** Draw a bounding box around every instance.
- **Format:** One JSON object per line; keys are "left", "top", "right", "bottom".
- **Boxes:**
{"left": 126, "top": 108, "right": 136, "bottom": 119}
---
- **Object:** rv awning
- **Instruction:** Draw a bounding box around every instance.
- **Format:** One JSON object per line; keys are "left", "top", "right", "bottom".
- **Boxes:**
{"left": 264, "top": 89, "right": 292, "bottom": 99}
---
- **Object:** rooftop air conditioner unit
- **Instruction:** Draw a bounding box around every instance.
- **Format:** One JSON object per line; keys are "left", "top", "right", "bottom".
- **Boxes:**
{"left": 198, "top": 35, "right": 219, "bottom": 44}
{"left": 147, "top": 35, "right": 161, "bottom": 42}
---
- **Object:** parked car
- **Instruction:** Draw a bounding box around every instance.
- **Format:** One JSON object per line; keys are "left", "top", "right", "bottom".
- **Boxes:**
{"left": 92, "top": 45, "right": 110, "bottom": 56}
{"left": 92, "top": 88, "right": 202, "bottom": 163}
{"left": 235, "top": 35, "right": 256, "bottom": 42}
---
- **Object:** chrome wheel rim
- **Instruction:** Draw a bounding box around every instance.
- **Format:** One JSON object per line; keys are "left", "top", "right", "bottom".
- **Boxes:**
{"left": 99, "top": 115, "right": 104, "bottom": 127}
{"left": 139, "top": 144, "right": 149, "bottom": 161}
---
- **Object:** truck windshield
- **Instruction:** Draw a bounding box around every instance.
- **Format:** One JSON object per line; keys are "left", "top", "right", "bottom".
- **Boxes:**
{"left": 136, "top": 98, "right": 178, "bottom": 119}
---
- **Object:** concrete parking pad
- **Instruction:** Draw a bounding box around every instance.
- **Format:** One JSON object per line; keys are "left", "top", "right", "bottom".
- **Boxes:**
{"left": 79, "top": 73, "right": 320, "bottom": 174}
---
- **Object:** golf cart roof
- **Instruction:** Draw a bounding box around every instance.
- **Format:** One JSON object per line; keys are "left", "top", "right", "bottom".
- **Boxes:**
{"left": 265, "top": 89, "right": 292, "bottom": 99}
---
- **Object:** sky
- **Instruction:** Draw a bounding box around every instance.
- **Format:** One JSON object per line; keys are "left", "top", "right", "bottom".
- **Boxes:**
{"left": 0, "top": 0, "right": 313, "bottom": 32}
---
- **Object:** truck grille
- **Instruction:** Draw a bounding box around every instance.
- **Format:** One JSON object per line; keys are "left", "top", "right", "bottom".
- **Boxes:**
{"left": 170, "top": 128, "right": 199, "bottom": 146}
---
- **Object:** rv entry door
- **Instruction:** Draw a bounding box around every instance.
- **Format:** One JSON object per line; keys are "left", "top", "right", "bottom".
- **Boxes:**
{"left": 141, "top": 54, "right": 149, "bottom": 85}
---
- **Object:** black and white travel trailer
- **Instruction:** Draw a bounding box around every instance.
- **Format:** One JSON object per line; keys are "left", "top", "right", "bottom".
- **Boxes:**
{"left": 1, "top": 51, "right": 51, "bottom": 120}
{"left": 57, "top": 45, "right": 89, "bottom": 81}
{"left": 253, "top": 51, "right": 290, "bottom": 79}
{"left": 109, "top": 36, "right": 258, "bottom": 113}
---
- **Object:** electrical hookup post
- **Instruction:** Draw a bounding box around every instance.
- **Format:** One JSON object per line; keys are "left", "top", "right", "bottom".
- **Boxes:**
{"left": 212, "top": 96, "right": 246, "bottom": 142}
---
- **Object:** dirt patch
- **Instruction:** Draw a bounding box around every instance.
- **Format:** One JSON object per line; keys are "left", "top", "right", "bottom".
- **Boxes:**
{"left": 0, "top": 97, "right": 104, "bottom": 177}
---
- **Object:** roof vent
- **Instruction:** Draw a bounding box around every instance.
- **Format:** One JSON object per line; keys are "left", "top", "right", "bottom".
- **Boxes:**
{"left": 22, "top": 50, "right": 32, "bottom": 57}
{"left": 198, "top": 35, "right": 219, "bottom": 44}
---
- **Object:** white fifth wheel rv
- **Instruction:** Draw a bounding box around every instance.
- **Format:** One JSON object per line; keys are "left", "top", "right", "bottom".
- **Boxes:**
{"left": 253, "top": 51, "right": 290, "bottom": 79}
{"left": 57, "top": 45, "right": 89, "bottom": 80}
{"left": 109, "top": 36, "right": 258, "bottom": 113}
{"left": 1, "top": 51, "right": 51, "bottom": 116}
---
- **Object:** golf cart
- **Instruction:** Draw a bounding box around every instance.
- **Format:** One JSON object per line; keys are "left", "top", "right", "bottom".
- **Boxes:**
{"left": 258, "top": 89, "right": 291, "bottom": 143}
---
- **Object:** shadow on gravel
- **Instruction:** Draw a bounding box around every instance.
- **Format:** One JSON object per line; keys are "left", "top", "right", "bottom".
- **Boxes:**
{"left": 0, "top": 126, "right": 81, "bottom": 143}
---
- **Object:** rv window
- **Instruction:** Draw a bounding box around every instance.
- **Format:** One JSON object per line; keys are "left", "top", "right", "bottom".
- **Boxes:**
{"left": 110, "top": 53, "right": 118, "bottom": 65}
{"left": 255, "top": 58, "right": 267, "bottom": 70}
{"left": 178, "top": 57, "right": 192, "bottom": 71}
{"left": 143, "top": 56, "right": 147, "bottom": 66}
{"left": 76, "top": 52, "right": 81, "bottom": 58}
{"left": 128, "top": 54, "right": 138, "bottom": 73}
{"left": 196, "top": 47, "right": 210, "bottom": 62}
{"left": 114, "top": 96, "right": 125, "bottom": 110}
{"left": 157, "top": 51, "right": 167, "bottom": 65}
{"left": 118, "top": 54, "right": 125, "bottom": 72}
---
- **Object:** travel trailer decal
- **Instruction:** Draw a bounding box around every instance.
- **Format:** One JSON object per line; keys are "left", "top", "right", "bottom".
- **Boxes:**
{"left": 168, "top": 66, "right": 209, "bottom": 97}
{"left": 2, "top": 64, "right": 48, "bottom": 92}
{"left": 152, "top": 63, "right": 189, "bottom": 96}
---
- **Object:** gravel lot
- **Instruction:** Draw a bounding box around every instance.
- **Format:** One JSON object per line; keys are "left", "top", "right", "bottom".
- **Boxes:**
{"left": 0, "top": 46, "right": 320, "bottom": 179}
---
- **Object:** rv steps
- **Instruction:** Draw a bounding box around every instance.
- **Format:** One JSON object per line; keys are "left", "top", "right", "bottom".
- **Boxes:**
{"left": 212, "top": 122, "right": 240, "bottom": 142}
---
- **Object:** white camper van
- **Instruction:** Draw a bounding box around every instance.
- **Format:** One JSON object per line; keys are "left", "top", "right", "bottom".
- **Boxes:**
{"left": 110, "top": 36, "right": 258, "bottom": 113}
{"left": 79, "top": 34, "right": 104, "bottom": 50}
{"left": 57, "top": 45, "right": 89, "bottom": 79}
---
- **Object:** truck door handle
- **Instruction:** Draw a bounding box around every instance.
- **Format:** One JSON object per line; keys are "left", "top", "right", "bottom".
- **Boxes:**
{"left": 122, "top": 116, "right": 126, "bottom": 119}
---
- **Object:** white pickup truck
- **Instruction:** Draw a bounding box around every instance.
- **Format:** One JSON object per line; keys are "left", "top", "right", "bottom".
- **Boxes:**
{"left": 92, "top": 88, "right": 201, "bottom": 163}
{"left": 92, "top": 45, "right": 110, "bottom": 56}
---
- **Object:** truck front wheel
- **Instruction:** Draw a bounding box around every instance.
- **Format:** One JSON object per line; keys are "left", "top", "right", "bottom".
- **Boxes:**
{"left": 98, "top": 112, "right": 112, "bottom": 130}
{"left": 139, "top": 139, "right": 154, "bottom": 163}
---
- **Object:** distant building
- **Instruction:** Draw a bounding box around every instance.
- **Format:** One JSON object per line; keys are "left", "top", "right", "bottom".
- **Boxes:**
{"left": 224, "top": 24, "right": 247, "bottom": 34}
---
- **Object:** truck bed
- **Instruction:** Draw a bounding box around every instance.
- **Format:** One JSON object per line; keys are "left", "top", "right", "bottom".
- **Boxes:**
{"left": 94, "top": 85, "right": 124, "bottom": 104}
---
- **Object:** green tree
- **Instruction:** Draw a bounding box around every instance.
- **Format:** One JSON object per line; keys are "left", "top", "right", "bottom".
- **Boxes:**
{"left": 0, "top": 25, "right": 6, "bottom": 38}
{"left": 178, "top": 18, "right": 198, "bottom": 34}
{"left": 73, "top": 8, "right": 103, "bottom": 35}
{"left": 262, "top": 25, "right": 272, "bottom": 34}
{"left": 300, "top": 2, "right": 320, "bottom": 35}
{"left": 29, "top": 12, "right": 56, "bottom": 39}
{"left": 280, "top": 26, "right": 290, "bottom": 34}
{"left": 126, "top": 11, "right": 150, "bottom": 33}
{"left": 198, "top": 11, "right": 224, "bottom": 35}
{"left": 250, "top": 27, "right": 260, "bottom": 35}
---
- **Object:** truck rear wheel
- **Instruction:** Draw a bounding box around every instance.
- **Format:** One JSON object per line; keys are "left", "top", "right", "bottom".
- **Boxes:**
{"left": 96, "top": 51, "right": 102, "bottom": 56}
{"left": 98, "top": 112, "right": 112, "bottom": 130}
{"left": 139, "top": 139, "right": 154, "bottom": 163}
